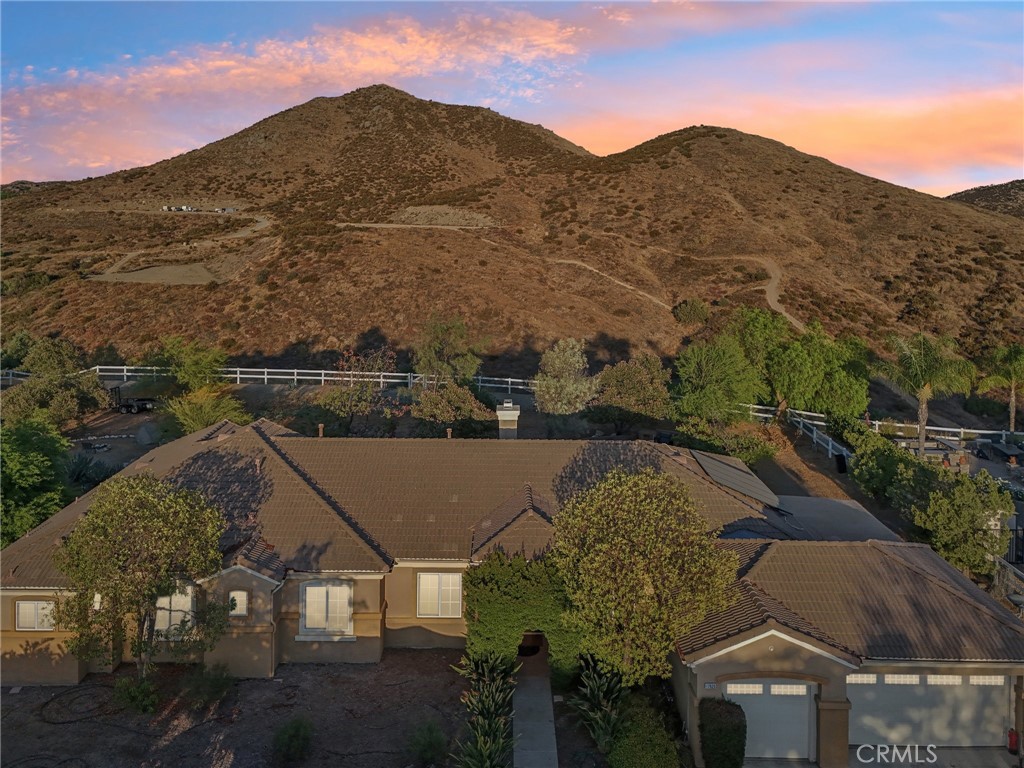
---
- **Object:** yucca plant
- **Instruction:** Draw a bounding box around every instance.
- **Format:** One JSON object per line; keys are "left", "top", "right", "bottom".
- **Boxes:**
{"left": 454, "top": 652, "right": 520, "bottom": 688}
{"left": 452, "top": 718, "right": 513, "bottom": 768}
{"left": 568, "top": 656, "right": 626, "bottom": 754}
{"left": 462, "top": 679, "right": 516, "bottom": 722}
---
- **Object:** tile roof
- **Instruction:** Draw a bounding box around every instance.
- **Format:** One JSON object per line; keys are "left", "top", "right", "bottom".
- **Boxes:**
{"left": 678, "top": 540, "right": 1024, "bottom": 663}
{"left": 471, "top": 484, "right": 555, "bottom": 559}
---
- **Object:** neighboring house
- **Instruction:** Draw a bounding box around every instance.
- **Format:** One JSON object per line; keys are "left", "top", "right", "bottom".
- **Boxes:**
{"left": 2, "top": 419, "right": 1022, "bottom": 767}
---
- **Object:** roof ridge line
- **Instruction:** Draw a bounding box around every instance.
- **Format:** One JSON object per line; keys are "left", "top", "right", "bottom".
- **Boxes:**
{"left": 868, "top": 541, "right": 1024, "bottom": 636}
{"left": 250, "top": 424, "right": 392, "bottom": 568}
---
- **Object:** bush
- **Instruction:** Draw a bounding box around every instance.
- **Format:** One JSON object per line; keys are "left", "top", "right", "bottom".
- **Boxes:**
{"left": 113, "top": 677, "right": 158, "bottom": 714}
{"left": 182, "top": 663, "right": 235, "bottom": 709}
{"left": 673, "top": 417, "right": 777, "bottom": 466}
{"left": 409, "top": 720, "right": 448, "bottom": 766}
{"left": 607, "top": 694, "right": 679, "bottom": 768}
{"left": 698, "top": 698, "right": 746, "bottom": 768}
{"left": 452, "top": 653, "right": 517, "bottom": 768}
{"left": 568, "top": 657, "right": 625, "bottom": 754}
{"left": 273, "top": 717, "right": 314, "bottom": 765}
{"left": 964, "top": 393, "right": 1005, "bottom": 419}
{"left": 672, "top": 299, "right": 710, "bottom": 326}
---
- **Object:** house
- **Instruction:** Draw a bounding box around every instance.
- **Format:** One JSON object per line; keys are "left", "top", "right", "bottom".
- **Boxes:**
{"left": 2, "top": 419, "right": 1022, "bottom": 766}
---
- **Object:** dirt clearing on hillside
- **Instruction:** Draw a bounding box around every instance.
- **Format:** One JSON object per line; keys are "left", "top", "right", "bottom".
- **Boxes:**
{"left": 1, "top": 649, "right": 466, "bottom": 768}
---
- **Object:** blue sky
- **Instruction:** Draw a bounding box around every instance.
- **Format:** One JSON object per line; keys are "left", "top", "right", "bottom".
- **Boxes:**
{"left": 2, "top": 2, "right": 1021, "bottom": 194}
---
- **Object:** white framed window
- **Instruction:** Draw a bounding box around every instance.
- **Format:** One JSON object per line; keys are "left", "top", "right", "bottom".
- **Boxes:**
{"left": 927, "top": 675, "right": 962, "bottom": 686}
{"left": 417, "top": 573, "right": 462, "bottom": 618}
{"left": 301, "top": 581, "right": 352, "bottom": 634}
{"left": 969, "top": 675, "right": 1005, "bottom": 686}
{"left": 155, "top": 586, "right": 194, "bottom": 637}
{"left": 884, "top": 674, "right": 920, "bottom": 685}
{"left": 228, "top": 590, "right": 249, "bottom": 617}
{"left": 847, "top": 674, "right": 877, "bottom": 685}
{"left": 770, "top": 684, "right": 807, "bottom": 696}
{"left": 725, "top": 683, "right": 763, "bottom": 695}
{"left": 16, "top": 601, "right": 54, "bottom": 631}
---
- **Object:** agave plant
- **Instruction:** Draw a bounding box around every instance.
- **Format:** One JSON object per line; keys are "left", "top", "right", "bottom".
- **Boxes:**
{"left": 567, "top": 656, "right": 626, "bottom": 754}
{"left": 454, "top": 652, "right": 520, "bottom": 688}
{"left": 461, "top": 680, "right": 516, "bottom": 722}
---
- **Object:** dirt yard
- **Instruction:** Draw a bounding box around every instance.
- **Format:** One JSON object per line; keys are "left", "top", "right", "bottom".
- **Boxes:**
{"left": 1, "top": 649, "right": 466, "bottom": 768}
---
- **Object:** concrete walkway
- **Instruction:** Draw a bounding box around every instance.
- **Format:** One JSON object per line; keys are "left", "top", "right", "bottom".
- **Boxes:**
{"left": 513, "top": 649, "right": 559, "bottom": 768}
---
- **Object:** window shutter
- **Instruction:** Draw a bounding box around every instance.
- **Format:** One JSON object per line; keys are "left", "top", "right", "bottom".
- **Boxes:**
{"left": 304, "top": 585, "right": 327, "bottom": 630}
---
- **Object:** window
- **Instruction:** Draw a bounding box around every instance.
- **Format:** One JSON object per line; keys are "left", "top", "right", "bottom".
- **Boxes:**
{"left": 927, "top": 675, "right": 962, "bottom": 686}
{"left": 847, "top": 674, "right": 877, "bottom": 684}
{"left": 228, "top": 590, "right": 249, "bottom": 617}
{"left": 770, "top": 684, "right": 807, "bottom": 696}
{"left": 301, "top": 581, "right": 352, "bottom": 634}
{"left": 155, "top": 587, "right": 194, "bottom": 636}
{"left": 725, "top": 683, "right": 763, "bottom": 695}
{"left": 969, "top": 675, "right": 1005, "bottom": 686}
{"left": 16, "top": 601, "right": 54, "bottom": 631}
{"left": 417, "top": 573, "right": 462, "bottom": 618}
{"left": 884, "top": 674, "right": 920, "bottom": 685}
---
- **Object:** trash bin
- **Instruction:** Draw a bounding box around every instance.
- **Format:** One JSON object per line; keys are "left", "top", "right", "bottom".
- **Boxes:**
{"left": 835, "top": 454, "right": 848, "bottom": 474}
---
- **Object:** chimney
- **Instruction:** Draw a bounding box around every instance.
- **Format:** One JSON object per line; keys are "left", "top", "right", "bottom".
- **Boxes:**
{"left": 446, "top": 428, "right": 453, "bottom": 439}
{"left": 496, "top": 399, "right": 521, "bottom": 440}
{"left": 318, "top": 423, "right": 324, "bottom": 438}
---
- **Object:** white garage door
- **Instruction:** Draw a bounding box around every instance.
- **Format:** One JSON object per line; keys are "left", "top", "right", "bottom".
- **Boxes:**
{"left": 724, "top": 679, "right": 816, "bottom": 759}
{"left": 848, "top": 672, "right": 1011, "bottom": 746}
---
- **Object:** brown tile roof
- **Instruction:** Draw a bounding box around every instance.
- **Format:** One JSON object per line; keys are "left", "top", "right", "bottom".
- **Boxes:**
{"left": 471, "top": 484, "right": 555, "bottom": 559}
{"left": 678, "top": 540, "right": 1024, "bottom": 663}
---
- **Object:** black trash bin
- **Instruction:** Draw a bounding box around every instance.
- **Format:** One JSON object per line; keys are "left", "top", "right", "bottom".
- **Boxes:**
{"left": 835, "top": 453, "right": 848, "bottom": 474}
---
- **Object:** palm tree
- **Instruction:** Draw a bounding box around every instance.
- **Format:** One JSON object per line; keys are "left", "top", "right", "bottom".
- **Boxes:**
{"left": 977, "top": 344, "right": 1024, "bottom": 433}
{"left": 875, "top": 334, "right": 975, "bottom": 458}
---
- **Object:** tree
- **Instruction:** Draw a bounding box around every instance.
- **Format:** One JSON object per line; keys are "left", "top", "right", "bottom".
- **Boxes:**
{"left": 411, "top": 384, "right": 494, "bottom": 437}
{"left": 53, "top": 475, "right": 230, "bottom": 679}
{"left": 875, "top": 334, "right": 975, "bottom": 458}
{"left": 674, "top": 335, "right": 767, "bottom": 423}
{"left": 0, "top": 337, "right": 107, "bottom": 427}
{"left": 587, "top": 354, "right": 671, "bottom": 434}
{"left": 977, "top": 343, "right": 1024, "bottom": 433}
{"left": 147, "top": 336, "right": 228, "bottom": 392}
{"left": 412, "top": 317, "right": 482, "bottom": 387}
{"left": 165, "top": 386, "right": 252, "bottom": 434}
{"left": 727, "top": 306, "right": 792, "bottom": 376}
{"left": 1, "top": 418, "right": 70, "bottom": 546}
{"left": 553, "top": 469, "right": 737, "bottom": 685}
{"left": 912, "top": 470, "right": 1012, "bottom": 577}
{"left": 316, "top": 346, "right": 406, "bottom": 435}
{"left": 0, "top": 329, "right": 37, "bottom": 369}
{"left": 533, "top": 339, "right": 599, "bottom": 415}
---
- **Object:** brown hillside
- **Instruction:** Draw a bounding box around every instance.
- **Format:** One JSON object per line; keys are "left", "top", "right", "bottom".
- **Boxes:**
{"left": 947, "top": 179, "right": 1024, "bottom": 220}
{"left": 2, "top": 84, "right": 1022, "bottom": 369}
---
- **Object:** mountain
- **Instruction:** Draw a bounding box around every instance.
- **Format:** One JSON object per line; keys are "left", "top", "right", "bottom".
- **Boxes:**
{"left": 947, "top": 180, "right": 1024, "bottom": 220}
{"left": 2, "top": 84, "right": 1022, "bottom": 371}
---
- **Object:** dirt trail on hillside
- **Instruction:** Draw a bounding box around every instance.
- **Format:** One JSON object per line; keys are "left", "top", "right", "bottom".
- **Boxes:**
{"left": 688, "top": 254, "right": 805, "bottom": 332}
{"left": 550, "top": 259, "right": 673, "bottom": 310}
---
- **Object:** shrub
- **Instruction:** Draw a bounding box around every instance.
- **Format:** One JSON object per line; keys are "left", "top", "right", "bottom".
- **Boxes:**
{"left": 273, "top": 717, "right": 314, "bottom": 765}
{"left": 672, "top": 299, "right": 710, "bottom": 326}
{"left": 674, "top": 417, "right": 777, "bottom": 466}
{"left": 568, "top": 657, "right": 625, "bottom": 754}
{"left": 409, "top": 720, "right": 448, "bottom": 766}
{"left": 964, "top": 393, "right": 1005, "bottom": 419}
{"left": 698, "top": 698, "right": 746, "bottom": 768}
{"left": 607, "top": 694, "right": 679, "bottom": 768}
{"left": 113, "top": 677, "right": 158, "bottom": 714}
{"left": 182, "top": 663, "right": 235, "bottom": 709}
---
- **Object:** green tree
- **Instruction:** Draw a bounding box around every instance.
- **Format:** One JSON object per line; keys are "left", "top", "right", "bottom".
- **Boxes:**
{"left": 553, "top": 469, "right": 737, "bottom": 685}
{"left": 53, "top": 475, "right": 230, "bottom": 679}
{"left": 977, "top": 343, "right": 1024, "bottom": 433}
{"left": 147, "top": 336, "right": 228, "bottom": 392}
{"left": 875, "top": 334, "right": 976, "bottom": 458}
{"left": 1, "top": 337, "right": 107, "bottom": 427}
{"left": 674, "top": 335, "right": 768, "bottom": 423}
{"left": 411, "top": 384, "right": 494, "bottom": 437}
{"left": 727, "top": 306, "right": 792, "bottom": 376}
{"left": 1, "top": 418, "right": 70, "bottom": 546}
{"left": 412, "top": 317, "right": 482, "bottom": 387}
{"left": 165, "top": 387, "right": 252, "bottom": 434}
{"left": 533, "top": 338, "right": 599, "bottom": 415}
{"left": 0, "top": 329, "right": 37, "bottom": 369}
{"left": 316, "top": 346, "right": 406, "bottom": 435}
{"left": 912, "top": 470, "right": 1012, "bottom": 576}
{"left": 587, "top": 354, "right": 671, "bottom": 434}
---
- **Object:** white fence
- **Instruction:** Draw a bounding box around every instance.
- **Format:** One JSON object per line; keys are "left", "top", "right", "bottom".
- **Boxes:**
{"left": 741, "top": 404, "right": 851, "bottom": 459}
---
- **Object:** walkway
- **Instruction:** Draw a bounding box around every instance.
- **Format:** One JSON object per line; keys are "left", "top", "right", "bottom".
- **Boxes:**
{"left": 513, "top": 643, "right": 558, "bottom": 768}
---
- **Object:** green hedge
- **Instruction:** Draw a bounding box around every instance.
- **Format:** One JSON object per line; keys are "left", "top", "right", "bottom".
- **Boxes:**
{"left": 698, "top": 697, "right": 746, "bottom": 768}
{"left": 607, "top": 694, "right": 679, "bottom": 768}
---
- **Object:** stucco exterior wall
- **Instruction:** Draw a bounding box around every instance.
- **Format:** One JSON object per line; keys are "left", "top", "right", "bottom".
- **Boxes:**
{"left": 0, "top": 591, "right": 86, "bottom": 686}
{"left": 383, "top": 563, "right": 467, "bottom": 649}
{"left": 202, "top": 568, "right": 280, "bottom": 678}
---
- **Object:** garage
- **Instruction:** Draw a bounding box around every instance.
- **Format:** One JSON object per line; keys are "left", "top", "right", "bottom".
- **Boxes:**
{"left": 847, "top": 672, "right": 1012, "bottom": 746}
{"left": 723, "top": 678, "right": 816, "bottom": 759}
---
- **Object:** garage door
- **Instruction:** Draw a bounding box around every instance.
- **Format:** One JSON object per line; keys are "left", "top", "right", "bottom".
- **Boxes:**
{"left": 848, "top": 672, "right": 1011, "bottom": 746}
{"left": 724, "top": 679, "right": 815, "bottom": 759}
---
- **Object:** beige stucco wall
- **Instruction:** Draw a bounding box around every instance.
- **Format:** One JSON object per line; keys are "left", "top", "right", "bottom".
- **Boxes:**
{"left": 201, "top": 568, "right": 280, "bottom": 678}
{"left": 0, "top": 590, "right": 86, "bottom": 686}
{"left": 275, "top": 574, "right": 384, "bottom": 665}
{"left": 383, "top": 563, "right": 467, "bottom": 649}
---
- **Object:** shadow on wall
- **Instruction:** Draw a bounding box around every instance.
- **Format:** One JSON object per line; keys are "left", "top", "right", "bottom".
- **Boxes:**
{"left": 1, "top": 638, "right": 79, "bottom": 685}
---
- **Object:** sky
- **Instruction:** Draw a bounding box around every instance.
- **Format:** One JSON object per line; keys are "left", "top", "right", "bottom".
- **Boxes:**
{"left": 1, "top": 1, "right": 1021, "bottom": 195}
